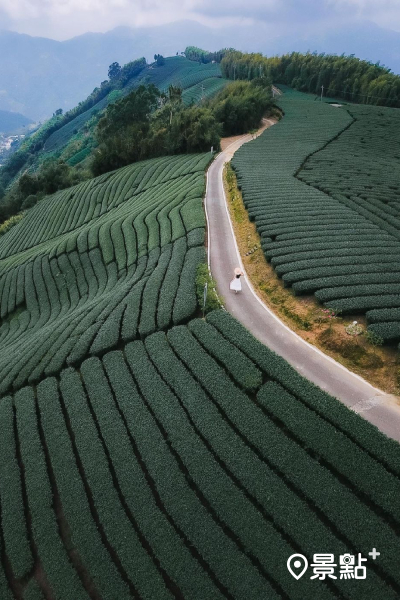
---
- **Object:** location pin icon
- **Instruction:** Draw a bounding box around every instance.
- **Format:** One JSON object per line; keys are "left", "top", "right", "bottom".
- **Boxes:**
{"left": 287, "top": 554, "right": 308, "bottom": 580}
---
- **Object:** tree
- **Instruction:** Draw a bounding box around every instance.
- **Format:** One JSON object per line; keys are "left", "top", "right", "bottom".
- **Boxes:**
{"left": 53, "top": 108, "right": 63, "bottom": 116}
{"left": 108, "top": 62, "right": 121, "bottom": 80}
{"left": 92, "top": 84, "right": 161, "bottom": 175}
{"left": 154, "top": 54, "right": 165, "bottom": 66}
{"left": 211, "top": 80, "right": 272, "bottom": 135}
{"left": 174, "top": 107, "right": 221, "bottom": 153}
{"left": 167, "top": 85, "right": 182, "bottom": 124}
{"left": 97, "top": 84, "right": 160, "bottom": 143}
{"left": 18, "top": 173, "right": 39, "bottom": 198}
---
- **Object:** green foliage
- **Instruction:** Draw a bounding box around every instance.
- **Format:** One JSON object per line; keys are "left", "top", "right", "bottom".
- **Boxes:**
{"left": 91, "top": 84, "right": 160, "bottom": 174}
{"left": 108, "top": 61, "right": 121, "bottom": 80}
{"left": 97, "top": 84, "right": 160, "bottom": 140}
{"left": 367, "top": 324, "right": 397, "bottom": 344}
{"left": 195, "top": 263, "right": 221, "bottom": 313}
{"left": 173, "top": 246, "right": 205, "bottom": 323}
{"left": 92, "top": 84, "right": 221, "bottom": 175}
{"left": 185, "top": 46, "right": 233, "bottom": 63}
{"left": 67, "top": 147, "right": 92, "bottom": 166}
{"left": 182, "top": 76, "right": 229, "bottom": 106}
{"left": 221, "top": 50, "right": 269, "bottom": 80}
{"left": 0, "top": 153, "right": 208, "bottom": 394}
{"left": 22, "top": 580, "right": 45, "bottom": 600}
{"left": 188, "top": 318, "right": 262, "bottom": 390}
{"left": 0, "top": 158, "right": 88, "bottom": 221}
{"left": 0, "top": 397, "right": 33, "bottom": 579}
{"left": 367, "top": 307, "right": 400, "bottom": 323}
{"left": 0, "top": 213, "right": 25, "bottom": 237}
{"left": 119, "top": 57, "right": 147, "bottom": 85}
{"left": 0, "top": 57, "right": 147, "bottom": 190}
{"left": 173, "top": 105, "right": 221, "bottom": 151}
{"left": 1, "top": 54, "right": 225, "bottom": 223}
{"left": 154, "top": 53, "right": 166, "bottom": 66}
{"left": 222, "top": 50, "right": 400, "bottom": 107}
{"left": 210, "top": 80, "right": 273, "bottom": 135}
{"left": 37, "top": 377, "right": 130, "bottom": 598}
{"left": 15, "top": 387, "right": 86, "bottom": 599}
{"left": 0, "top": 152, "right": 399, "bottom": 600}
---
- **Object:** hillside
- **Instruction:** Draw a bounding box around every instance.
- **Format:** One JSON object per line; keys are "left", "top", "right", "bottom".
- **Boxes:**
{"left": 1, "top": 44, "right": 400, "bottom": 599}
{"left": 0, "top": 55, "right": 227, "bottom": 189}
{"left": 232, "top": 89, "right": 400, "bottom": 354}
{"left": 0, "top": 152, "right": 209, "bottom": 392}
{"left": 42, "top": 57, "right": 223, "bottom": 156}
{"left": 0, "top": 147, "right": 400, "bottom": 598}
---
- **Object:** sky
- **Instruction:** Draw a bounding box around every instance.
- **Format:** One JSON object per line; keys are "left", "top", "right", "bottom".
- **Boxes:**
{"left": 1, "top": 0, "right": 400, "bottom": 40}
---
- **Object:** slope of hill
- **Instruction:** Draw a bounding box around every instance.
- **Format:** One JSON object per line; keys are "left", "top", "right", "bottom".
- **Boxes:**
{"left": 0, "top": 55, "right": 227, "bottom": 190}
{"left": 0, "top": 147, "right": 400, "bottom": 598}
{"left": 43, "top": 57, "right": 223, "bottom": 156}
{"left": 232, "top": 89, "right": 400, "bottom": 349}
{"left": 0, "top": 110, "right": 32, "bottom": 134}
{"left": 0, "top": 152, "right": 209, "bottom": 393}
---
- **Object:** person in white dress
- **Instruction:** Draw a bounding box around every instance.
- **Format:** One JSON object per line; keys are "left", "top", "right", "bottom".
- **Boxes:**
{"left": 230, "top": 267, "right": 244, "bottom": 293}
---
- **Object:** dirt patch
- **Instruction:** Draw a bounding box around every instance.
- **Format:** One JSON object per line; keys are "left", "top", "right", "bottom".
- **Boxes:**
{"left": 220, "top": 117, "right": 278, "bottom": 151}
{"left": 224, "top": 162, "right": 400, "bottom": 396}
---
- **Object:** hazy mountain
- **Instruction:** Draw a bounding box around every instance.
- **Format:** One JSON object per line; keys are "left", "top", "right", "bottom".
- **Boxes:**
{"left": 1, "top": 19, "right": 400, "bottom": 121}
{"left": 0, "top": 109, "right": 32, "bottom": 134}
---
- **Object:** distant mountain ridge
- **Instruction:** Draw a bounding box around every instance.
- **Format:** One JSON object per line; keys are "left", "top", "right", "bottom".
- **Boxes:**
{"left": 0, "top": 110, "right": 32, "bottom": 134}
{"left": 1, "top": 19, "right": 400, "bottom": 120}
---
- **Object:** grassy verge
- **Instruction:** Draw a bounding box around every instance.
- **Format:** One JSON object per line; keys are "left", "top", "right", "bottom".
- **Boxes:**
{"left": 196, "top": 263, "right": 223, "bottom": 314}
{"left": 224, "top": 162, "right": 400, "bottom": 396}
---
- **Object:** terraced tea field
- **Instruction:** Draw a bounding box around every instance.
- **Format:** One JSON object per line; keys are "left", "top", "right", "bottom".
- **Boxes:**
{"left": 1, "top": 149, "right": 400, "bottom": 599}
{"left": 182, "top": 76, "right": 228, "bottom": 106}
{"left": 0, "top": 153, "right": 209, "bottom": 394}
{"left": 232, "top": 91, "right": 400, "bottom": 348}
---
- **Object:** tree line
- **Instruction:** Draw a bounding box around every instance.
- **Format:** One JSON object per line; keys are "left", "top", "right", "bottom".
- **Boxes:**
{"left": 184, "top": 46, "right": 234, "bottom": 64}
{"left": 221, "top": 50, "right": 400, "bottom": 107}
{"left": 92, "top": 78, "right": 273, "bottom": 175}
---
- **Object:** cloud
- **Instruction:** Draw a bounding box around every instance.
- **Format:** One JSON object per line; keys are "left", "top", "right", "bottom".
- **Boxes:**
{"left": 327, "top": 0, "right": 400, "bottom": 30}
{"left": 1, "top": 0, "right": 400, "bottom": 39}
{"left": 0, "top": 0, "right": 275, "bottom": 38}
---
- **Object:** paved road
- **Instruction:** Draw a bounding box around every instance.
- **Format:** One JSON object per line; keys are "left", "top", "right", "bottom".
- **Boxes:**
{"left": 205, "top": 131, "right": 400, "bottom": 443}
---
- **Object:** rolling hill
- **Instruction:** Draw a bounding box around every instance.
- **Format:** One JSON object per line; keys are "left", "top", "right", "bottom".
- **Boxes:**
{"left": 0, "top": 127, "right": 399, "bottom": 598}
{"left": 1, "top": 55, "right": 228, "bottom": 187}
{"left": 1, "top": 44, "right": 400, "bottom": 599}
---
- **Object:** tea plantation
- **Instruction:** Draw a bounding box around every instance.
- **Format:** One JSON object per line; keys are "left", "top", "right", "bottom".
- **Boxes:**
{"left": 232, "top": 90, "right": 400, "bottom": 347}
{"left": 43, "top": 57, "right": 226, "bottom": 156}
{"left": 1, "top": 150, "right": 400, "bottom": 599}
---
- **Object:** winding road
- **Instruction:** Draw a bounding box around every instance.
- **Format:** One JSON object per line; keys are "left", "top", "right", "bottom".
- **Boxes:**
{"left": 205, "top": 127, "right": 400, "bottom": 443}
